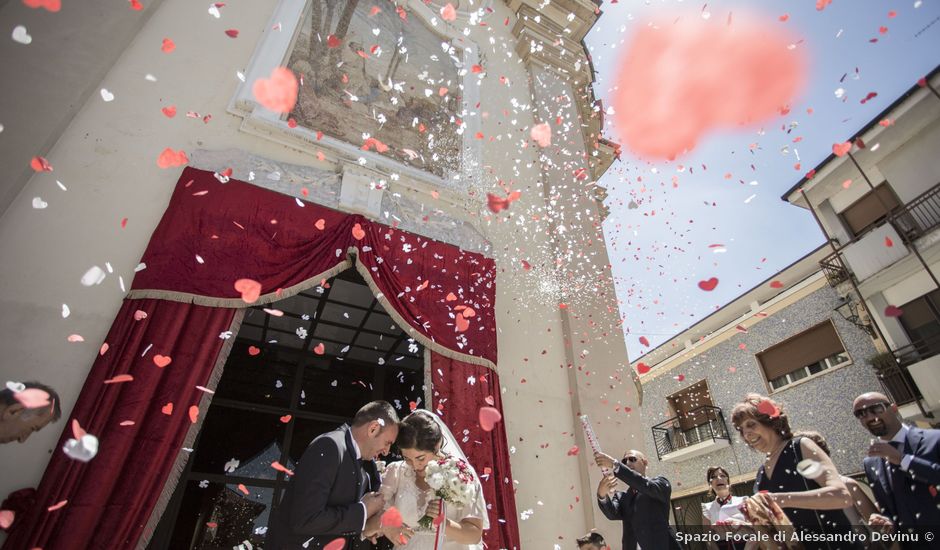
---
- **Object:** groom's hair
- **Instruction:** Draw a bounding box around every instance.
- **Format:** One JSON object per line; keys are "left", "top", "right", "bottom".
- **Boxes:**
{"left": 352, "top": 400, "right": 399, "bottom": 430}
{"left": 576, "top": 532, "right": 606, "bottom": 548}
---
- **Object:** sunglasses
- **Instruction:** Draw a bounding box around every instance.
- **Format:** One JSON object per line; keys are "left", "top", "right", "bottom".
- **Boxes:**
{"left": 623, "top": 456, "right": 639, "bottom": 463}
{"left": 853, "top": 402, "right": 889, "bottom": 419}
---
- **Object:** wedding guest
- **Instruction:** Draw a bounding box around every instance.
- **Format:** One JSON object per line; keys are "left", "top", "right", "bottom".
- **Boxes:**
{"left": 853, "top": 392, "right": 940, "bottom": 533}
{"left": 701, "top": 466, "right": 753, "bottom": 550}
{"left": 575, "top": 531, "right": 607, "bottom": 550}
{"left": 793, "top": 431, "right": 879, "bottom": 528}
{"left": 594, "top": 449, "right": 682, "bottom": 550}
{"left": 0, "top": 382, "right": 61, "bottom": 444}
{"left": 731, "top": 394, "right": 860, "bottom": 550}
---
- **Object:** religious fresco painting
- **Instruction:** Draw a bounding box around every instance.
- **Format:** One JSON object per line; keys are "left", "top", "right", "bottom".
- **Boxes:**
{"left": 287, "top": 0, "right": 463, "bottom": 177}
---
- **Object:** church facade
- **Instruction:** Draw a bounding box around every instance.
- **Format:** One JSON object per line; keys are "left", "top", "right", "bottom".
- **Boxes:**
{"left": 0, "top": 1, "right": 639, "bottom": 548}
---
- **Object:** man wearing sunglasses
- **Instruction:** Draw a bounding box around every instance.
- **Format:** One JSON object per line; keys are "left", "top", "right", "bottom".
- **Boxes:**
{"left": 594, "top": 450, "right": 682, "bottom": 550}
{"left": 854, "top": 391, "right": 940, "bottom": 535}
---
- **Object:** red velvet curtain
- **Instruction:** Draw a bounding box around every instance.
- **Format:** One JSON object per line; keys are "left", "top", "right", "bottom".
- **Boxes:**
{"left": 2, "top": 299, "right": 236, "bottom": 550}
{"left": 431, "top": 353, "right": 521, "bottom": 550}
{"left": 130, "top": 167, "right": 497, "bottom": 369}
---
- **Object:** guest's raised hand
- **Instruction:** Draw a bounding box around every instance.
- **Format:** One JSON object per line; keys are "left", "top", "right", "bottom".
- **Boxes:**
{"left": 594, "top": 451, "right": 615, "bottom": 470}
{"left": 596, "top": 475, "right": 617, "bottom": 498}
{"left": 362, "top": 491, "right": 385, "bottom": 516}
{"left": 867, "top": 441, "right": 903, "bottom": 465}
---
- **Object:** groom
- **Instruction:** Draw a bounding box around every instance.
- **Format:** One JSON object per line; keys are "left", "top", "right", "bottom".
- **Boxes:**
{"left": 267, "top": 401, "right": 401, "bottom": 550}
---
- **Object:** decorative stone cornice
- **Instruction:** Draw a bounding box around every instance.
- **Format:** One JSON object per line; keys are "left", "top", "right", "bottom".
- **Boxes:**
{"left": 506, "top": 0, "right": 618, "bottom": 219}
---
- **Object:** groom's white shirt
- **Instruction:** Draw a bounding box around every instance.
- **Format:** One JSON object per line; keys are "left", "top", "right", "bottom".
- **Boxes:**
{"left": 350, "top": 433, "right": 368, "bottom": 532}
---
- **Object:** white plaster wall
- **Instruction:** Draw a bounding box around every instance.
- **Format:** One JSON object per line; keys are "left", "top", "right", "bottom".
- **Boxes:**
{"left": 0, "top": 0, "right": 637, "bottom": 547}
{"left": 878, "top": 118, "right": 940, "bottom": 203}
{"left": 828, "top": 165, "right": 888, "bottom": 213}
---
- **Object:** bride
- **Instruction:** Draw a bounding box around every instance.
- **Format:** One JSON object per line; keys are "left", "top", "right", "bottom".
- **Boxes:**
{"left": 378, "top": 410, "right": 489, "bottom": 549}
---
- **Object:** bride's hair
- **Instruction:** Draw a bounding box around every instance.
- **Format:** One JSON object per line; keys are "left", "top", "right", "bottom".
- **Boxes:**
{"left": 396, "top": 411, "right": 443, "bottom": 452}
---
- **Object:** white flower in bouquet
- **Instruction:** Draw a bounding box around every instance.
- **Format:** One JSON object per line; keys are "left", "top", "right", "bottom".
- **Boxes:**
{"left": 418, "top": 455, "right": 477, "bottom": 530}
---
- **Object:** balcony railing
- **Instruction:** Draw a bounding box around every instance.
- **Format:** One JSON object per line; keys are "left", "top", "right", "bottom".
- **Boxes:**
{"left": 818, "top": 182, "right": 940, "bottom": 287}
{"left": 820, "top": 249, "right": 850, "bottom": 287}
{"left": 891, "top": 182, "right": 940, "bottom": 243}
{"left": 870, "top": 333, "right": 940, "bottom": 408}
{"left": 651, "top": 405, "right": 731, "bottom": 460}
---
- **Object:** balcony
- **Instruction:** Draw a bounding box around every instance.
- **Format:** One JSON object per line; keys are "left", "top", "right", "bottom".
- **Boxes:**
{"left": 819, "top": 182, "right": 940, "bottom": 287}
{"left": 651, "top": 406, "right": 731, "bottom": 462}
{"left": 889, "top": 332, "right": 940, "bottom": 415}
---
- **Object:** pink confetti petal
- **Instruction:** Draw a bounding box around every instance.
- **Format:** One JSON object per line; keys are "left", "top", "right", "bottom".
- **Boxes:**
{"left": 478, "top": 406, "right": 502, "bottom": 431}
{"left": 104, "top": 374, "right": 134, "bottom": 384}
{"left": 252, "top": 67, "right": 298, "bottom": 114}
{"left": 234, "top": 278, "right": 262, "bottom": 303}
{"left": 530, "top": 122, "right": 552, "bottom": 147}
{"left": 47, "top": 500, "right": 68, "bottom": 512}
{"left": 14, "top": 388, "right": 51, "bottom": 409}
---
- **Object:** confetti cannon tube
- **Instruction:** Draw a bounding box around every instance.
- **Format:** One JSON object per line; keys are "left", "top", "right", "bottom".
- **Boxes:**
{"left": 579, "top": 415, "right": 611, "bottom": 477}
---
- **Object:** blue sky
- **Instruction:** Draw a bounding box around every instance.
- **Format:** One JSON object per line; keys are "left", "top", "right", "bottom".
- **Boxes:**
{"left": 586, "top": 0, "right": 940, "bottom": 360}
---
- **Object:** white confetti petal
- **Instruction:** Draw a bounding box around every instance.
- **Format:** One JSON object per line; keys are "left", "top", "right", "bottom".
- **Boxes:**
{"left": 62, "top": 304, "right": 70, "bottom": 318}
{"left": 11, "top": 25, "right": 32, "bottom": 45}
{"left": 80, "top": 266, "right": 107, "bottom": 287}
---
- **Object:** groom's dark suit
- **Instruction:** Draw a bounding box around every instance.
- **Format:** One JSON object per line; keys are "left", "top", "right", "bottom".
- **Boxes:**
{"left": 267, "top": 424, "right": 383, "bottom": 550}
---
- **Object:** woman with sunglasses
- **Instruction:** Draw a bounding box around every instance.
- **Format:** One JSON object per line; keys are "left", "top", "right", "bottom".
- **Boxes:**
{"left": 701, "top": 466, "right": 755, "bottom": 550}
{"left": 731, "top": 394, "right": 861, "bottom": 549}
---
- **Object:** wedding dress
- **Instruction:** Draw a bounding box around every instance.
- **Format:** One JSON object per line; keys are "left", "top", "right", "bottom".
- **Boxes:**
{"left": 379, "top": 412, "right": 489, "bottom": 550}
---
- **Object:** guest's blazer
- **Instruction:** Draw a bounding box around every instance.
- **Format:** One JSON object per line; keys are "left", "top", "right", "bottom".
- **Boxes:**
{"left": 864, "top": 427, "right": 940, "bottom": 530}
{"left": 597, "top": 463, "right": 682, "bottom": 550}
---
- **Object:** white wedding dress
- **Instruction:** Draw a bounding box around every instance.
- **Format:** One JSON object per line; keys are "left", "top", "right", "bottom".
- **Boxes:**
{"left": 379, "top": 412, "right": 489, "bottom": 550}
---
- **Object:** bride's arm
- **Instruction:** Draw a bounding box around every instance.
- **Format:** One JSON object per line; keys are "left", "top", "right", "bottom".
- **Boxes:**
{"left": 443, "top": 517, "right": 484, "bottom": 544}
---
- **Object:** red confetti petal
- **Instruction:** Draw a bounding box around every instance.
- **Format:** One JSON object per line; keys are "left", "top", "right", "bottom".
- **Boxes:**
{"left": 161, "top": 403, "right": 173, "bottom": 415}
{"left": 248, "top": 346, "right": 261, "bottom": 356}
{"left": 30, "top": 156, "right": 53, "bottom": 172}
{"left": 832, "top": 142, "right": 852, "bottom": 157}
{"left": 224, "top": 29, "right": 239, "bottom": 38}
{"left": 104, "top": 374, "right": 134, "bottom": 384}
{"left": 313, "top": 342, "right": 325, "bottom": 355}
{"left": 161, "top": 38, "right": 175, "bottom": 53}
{"left": 189, "top": 406, "right": 199, "bottom": 424}
{"left": 280, "top": 415, "right": 292, "bottom": 423}
{"left": 698, "top": 277, "right": 719, "bottom": 291}
{"left": 884, "top": 305, "right": 903, "bottom": 317}
{"left": 636, "top": 362, "right": 651, "bottom": 375}
{"left": 23, "top": 0, "right": 61, "bottom": 13}
{"left": 324, "top": 539, "right": 347, "bottom": 550}
{"left": 351, "top": 223, "right": 366, "bottom": 240}
{"left": 153, "top": 355, "right": 172, "bottom": 368}
{"left": 381, "top": 507, "right": 404, "bottom": 528}
{"left": 156, "top": 148, "right": 188, "bottom": 169}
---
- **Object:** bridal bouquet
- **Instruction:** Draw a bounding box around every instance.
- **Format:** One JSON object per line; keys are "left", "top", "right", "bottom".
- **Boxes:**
{"left": 417, "top": 455, "right": 477, "bottom": 530}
